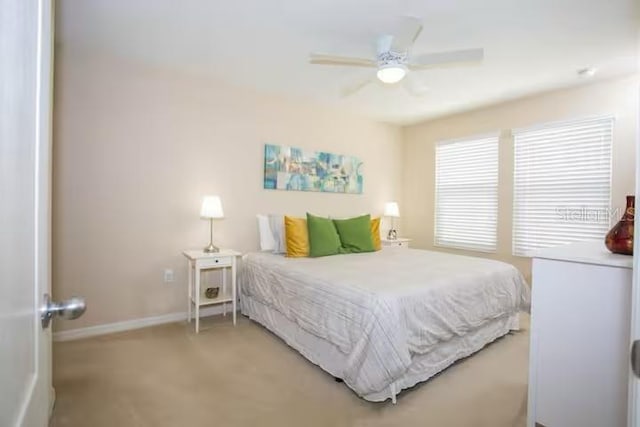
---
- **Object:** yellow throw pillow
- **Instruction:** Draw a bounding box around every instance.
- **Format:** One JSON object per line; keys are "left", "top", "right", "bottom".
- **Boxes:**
{"left": 285, "top": 216, "right": 309, "bottom": 257}
{"left": 370, "top": 217, "right": 382, "bottom": 251}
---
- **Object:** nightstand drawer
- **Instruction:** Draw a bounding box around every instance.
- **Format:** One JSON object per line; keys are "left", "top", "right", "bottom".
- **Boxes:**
{"left": 195, "top": 256, "right": 233, "bottom": 268}
{"left": 385, "top": 241, "right": 408, "bottom": 249}
{"left": 381, "top": 238, "right": 411, "bottom": 250}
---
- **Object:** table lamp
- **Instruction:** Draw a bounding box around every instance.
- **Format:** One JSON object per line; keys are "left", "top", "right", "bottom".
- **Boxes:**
{"left": 201, "top": 195, "right": 224, "bottom": 252}
{"left": 384, "top": 201, "right": 400, "bottom": 240}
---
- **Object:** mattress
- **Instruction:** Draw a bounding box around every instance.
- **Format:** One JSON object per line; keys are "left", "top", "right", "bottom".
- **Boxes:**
{"left": 240, "top": 249, "right": 530, "bottom": 401}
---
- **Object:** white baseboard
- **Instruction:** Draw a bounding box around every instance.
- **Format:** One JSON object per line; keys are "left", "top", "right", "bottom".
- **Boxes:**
{"left": 53, "top": 305, "right": 230, "bottom": 342}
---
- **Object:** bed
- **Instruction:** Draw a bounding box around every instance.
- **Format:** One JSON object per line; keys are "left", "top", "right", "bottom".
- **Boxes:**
{"left": 240, "top": 248, "right": 530, "bottom": 403}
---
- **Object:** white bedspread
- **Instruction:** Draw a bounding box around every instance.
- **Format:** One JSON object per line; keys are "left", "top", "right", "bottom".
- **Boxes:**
{"left": 241, "top": 249, "right": 530, "bottom": 397}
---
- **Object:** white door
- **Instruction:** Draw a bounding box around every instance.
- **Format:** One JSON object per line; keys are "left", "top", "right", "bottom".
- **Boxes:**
{"left": 631, "top": 258, "right": 640, "bottom": 425}
{"left": 628, "top": 54, "right": 640, "bottom": 425}
{"left": 0, "top": 0, "right": 53, "bottom": 425}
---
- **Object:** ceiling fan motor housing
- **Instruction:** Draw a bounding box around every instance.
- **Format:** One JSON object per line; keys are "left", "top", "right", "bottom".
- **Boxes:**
{"left": 377, "top": 51, "right": 407, "bottom": 68}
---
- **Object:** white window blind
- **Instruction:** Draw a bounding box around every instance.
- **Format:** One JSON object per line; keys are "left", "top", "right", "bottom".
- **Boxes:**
{"left": 513, "top": 116, "right": 613, "bottom": 256}
{"left": 435, "top": 135, "right": 499, "bottom": 252}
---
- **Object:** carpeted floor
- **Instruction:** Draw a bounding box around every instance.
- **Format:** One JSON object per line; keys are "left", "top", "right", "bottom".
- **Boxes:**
{"left": 50, "top": 313, "right": 529, "bottom": 427}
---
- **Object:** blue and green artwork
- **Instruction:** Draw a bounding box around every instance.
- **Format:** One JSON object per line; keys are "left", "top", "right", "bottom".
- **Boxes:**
{"left": 263, "top": 144, "right": 363, "bottom": 194}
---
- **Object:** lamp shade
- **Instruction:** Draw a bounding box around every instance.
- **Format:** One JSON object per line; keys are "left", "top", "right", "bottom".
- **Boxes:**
{"left": 200, "top": 196, "right": 224, "bottom": 219}
{"left": 384, "top": 202, "right": 400, "bottom": 218}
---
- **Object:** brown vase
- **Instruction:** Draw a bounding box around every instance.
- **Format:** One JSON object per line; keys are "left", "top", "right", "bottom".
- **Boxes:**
{"left": 605, "top": 195, "right": 634, "bottom": 255}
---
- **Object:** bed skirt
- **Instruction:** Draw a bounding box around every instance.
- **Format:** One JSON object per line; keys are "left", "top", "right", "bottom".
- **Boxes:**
{"left": 240, "top": 294, "right": 520, "bottom": 403}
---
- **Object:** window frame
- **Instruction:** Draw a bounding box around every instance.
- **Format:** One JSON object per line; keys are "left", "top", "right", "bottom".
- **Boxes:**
{"left": 434, "top": 132, "right": 500, "bottom": 253}
{"left": 511, "top": 115, "right": 614, "bottom": 257}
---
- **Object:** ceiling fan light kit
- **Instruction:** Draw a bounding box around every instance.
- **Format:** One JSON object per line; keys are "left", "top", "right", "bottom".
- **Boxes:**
{"left": 309, "top": 16, "right": 484, "bottom": 96}
{"left": 376, "top": 51, "right": 408, "bottom": 83}
{"left": 377, "top": 65, "right": 407, "bottom": 84}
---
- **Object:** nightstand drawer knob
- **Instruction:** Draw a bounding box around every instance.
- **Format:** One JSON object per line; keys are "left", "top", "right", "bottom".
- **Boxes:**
{"left": 215, "top": 259, "right": 219, "bottom": 263}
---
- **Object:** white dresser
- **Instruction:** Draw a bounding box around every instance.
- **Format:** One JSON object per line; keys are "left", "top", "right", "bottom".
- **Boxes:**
{"left": 528, "top": 241, "right": 633, "bottom": 427}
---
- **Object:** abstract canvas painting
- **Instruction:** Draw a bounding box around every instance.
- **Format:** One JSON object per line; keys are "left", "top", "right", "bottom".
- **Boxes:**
{"left": 263, "top": 144, "right": 363, "bottom": 194}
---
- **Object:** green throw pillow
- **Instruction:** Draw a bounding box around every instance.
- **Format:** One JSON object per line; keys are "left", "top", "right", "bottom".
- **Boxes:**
{"left": 333, "top": 214, "right": 376, "bottom": 253}
{"left": 306, "top": 213, "right": 343, "bottom": 257}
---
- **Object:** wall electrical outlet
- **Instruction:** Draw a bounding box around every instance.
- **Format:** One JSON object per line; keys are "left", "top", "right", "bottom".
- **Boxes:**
{"left": 164, "top": 269, "right": 175, "bottom": 283}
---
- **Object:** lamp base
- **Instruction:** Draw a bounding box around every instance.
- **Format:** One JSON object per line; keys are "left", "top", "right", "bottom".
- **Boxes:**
{"left": 203, "top": 243, "right": 220, "bottom": 253}
{"left": 387, "top": 229, "right": 397, "bottom": 240}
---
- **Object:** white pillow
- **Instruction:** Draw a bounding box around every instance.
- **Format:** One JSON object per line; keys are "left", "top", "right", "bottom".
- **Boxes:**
{"left": 256, "top": 214, "right": 276, "bottom": 251}
{"left": 268, "top": 214, "right": 286, "bottom": 254}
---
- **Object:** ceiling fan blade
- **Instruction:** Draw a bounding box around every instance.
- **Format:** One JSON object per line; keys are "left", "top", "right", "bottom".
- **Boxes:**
{"left": 341, "top": 78, "right": 374, "bottom": 97}
{"left": 390, "top": 16, "right": 423, "bottom": 52}
{"left": 403, "top": 73, "right": 430, "bottom": 97}
{"left": 309, "top": 53, "right": 376, "bottom": 68}
{"left": 409, "top": 48, "right": 484, "bottom": 70}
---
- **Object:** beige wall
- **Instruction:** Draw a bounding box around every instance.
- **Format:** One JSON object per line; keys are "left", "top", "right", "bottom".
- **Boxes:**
{"left": 403, "top": 75, "right": 639, "bottom": 280}
{"left": 52, "top": 50, "right": 403, "bottom": 331}
{"left": 53, "top": 47, "right": 638, "bottom": 332}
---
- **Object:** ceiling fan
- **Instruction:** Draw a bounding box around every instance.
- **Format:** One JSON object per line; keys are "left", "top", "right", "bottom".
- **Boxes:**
{"left": 309, "top": 17, "right": 484, "bottom": 97}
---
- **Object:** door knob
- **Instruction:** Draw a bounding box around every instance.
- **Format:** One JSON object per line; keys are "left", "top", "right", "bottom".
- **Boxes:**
{"left": 41, "top": 293, "right": 86, "bottom": 329}
{"left": 632, "top": 340, "right": 640, "bottom": 378}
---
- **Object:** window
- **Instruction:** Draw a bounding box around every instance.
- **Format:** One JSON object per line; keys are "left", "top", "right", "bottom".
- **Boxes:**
{"left": 513, "top": 116, "right": 613, "bottom": 256}
{"left": 435, "top": 135, "right": 499, "bottom": 252}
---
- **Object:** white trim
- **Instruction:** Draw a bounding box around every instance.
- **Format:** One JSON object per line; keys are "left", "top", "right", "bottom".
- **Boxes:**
{"left": 53, "top": 305, "right": 230, "bottom": 342}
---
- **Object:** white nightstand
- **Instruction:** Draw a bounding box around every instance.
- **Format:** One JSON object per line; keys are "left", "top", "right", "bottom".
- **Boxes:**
{"left": 182, "top": 249, "right": 241, "bottom": 333}
{"left": 381, "top": 238, "right": 411, "bottom": 250}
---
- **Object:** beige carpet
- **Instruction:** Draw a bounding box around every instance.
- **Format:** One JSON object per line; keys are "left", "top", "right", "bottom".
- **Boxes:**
{"left": 51, "top": 313, "right": 529, "bottom": 427}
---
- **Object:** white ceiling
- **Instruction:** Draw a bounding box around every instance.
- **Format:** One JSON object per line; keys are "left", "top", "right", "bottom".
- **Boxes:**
{"left": 56, "top": 0, "right": 639, "bottom": 125}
